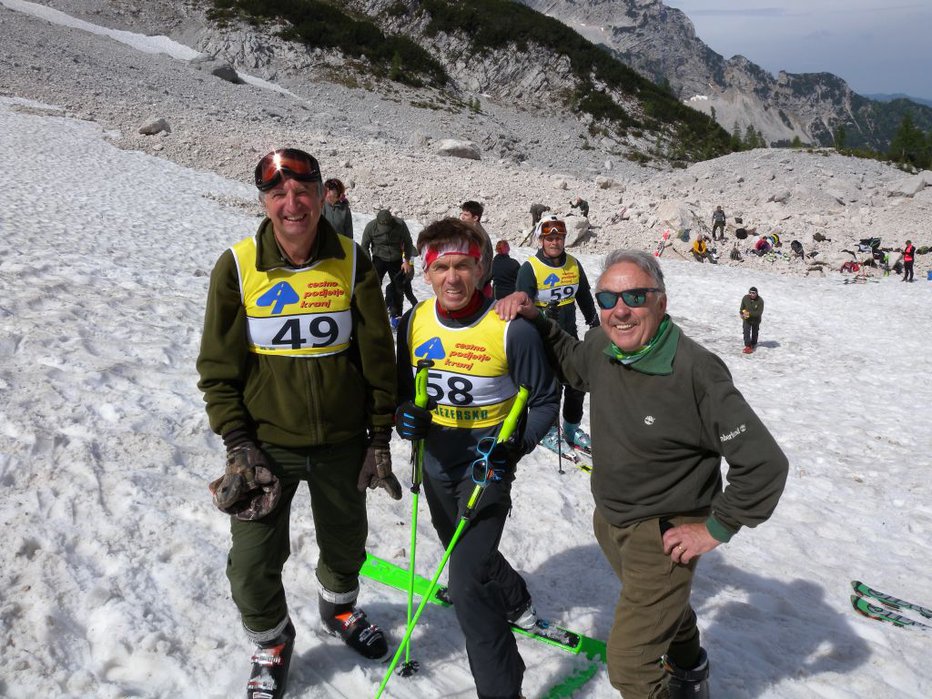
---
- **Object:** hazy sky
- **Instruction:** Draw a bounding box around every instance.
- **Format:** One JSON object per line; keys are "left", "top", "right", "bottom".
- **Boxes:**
{"left": 664, "top": 1, "right": 932, "bottom": 100}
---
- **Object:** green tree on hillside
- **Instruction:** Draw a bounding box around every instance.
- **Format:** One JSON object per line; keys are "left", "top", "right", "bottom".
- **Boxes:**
{"left": 888, "top": 112, "right": 930, "bottom": 168}
{"left": 833, "top": 124, "right": 847, "bottom": 149}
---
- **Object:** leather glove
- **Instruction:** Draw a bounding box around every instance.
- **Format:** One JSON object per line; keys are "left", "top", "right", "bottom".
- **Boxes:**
{"left": 358, "top": 428, "right": 403, "bottom": 500}
{"left": 209, "top": 442, "right": 281, "bottom": 521}
{"left": 395, "top": 401, "right": 432, "bottom": 441}
{"left": 544, "top": 299, "right": 560, "bottom": 320}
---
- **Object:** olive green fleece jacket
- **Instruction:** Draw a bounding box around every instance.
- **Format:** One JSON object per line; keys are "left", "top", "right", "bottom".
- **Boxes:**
{"left": 196, "top": 217, "right": 397, "bottom": 447}
{"left": 533, "top": 315, "right": 788, "bottom": 542}
{"left": 739, "top": 294, "right": 764, "bottom": 324}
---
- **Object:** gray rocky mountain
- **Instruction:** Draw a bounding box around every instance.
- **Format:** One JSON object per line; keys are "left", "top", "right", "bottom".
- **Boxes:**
{"left": 3, "top": 0, "right": 929, "bottom": 281}
{"left": 518, "top": 0, "right": 932, "bottom": 150}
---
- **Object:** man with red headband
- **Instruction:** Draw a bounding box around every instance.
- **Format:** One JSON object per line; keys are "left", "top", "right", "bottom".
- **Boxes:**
{"left": 393, "top": 218, "right": 560, "bottom": 699}
{"left": 515, "top": 214, "right": 599, "bottom": 459}
{"left": 197, "top": 148, "right": 402, "bottom": 699}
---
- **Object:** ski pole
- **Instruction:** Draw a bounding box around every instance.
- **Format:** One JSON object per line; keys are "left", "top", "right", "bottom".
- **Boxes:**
{"left": 375, "top": 385, "right": 530, "bottom": 699}
{"left": 400, "top": 358, "right": 433, "bottom": 677}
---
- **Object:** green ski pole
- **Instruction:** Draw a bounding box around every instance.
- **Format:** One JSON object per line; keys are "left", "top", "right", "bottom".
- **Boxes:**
{"left": 375, "top": 385, "right": 530, "bottom": 698}
{"left": 399, "top": 359, "right": 433, "bottom": 677}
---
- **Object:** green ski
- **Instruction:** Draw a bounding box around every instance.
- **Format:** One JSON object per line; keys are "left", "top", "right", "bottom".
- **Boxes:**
{"left": 361, "top": 553, "right": 607, "bottom": 659}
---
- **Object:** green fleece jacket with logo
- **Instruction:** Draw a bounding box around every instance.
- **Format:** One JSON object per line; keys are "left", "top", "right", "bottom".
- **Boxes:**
{"left": 196, "top": 217, "right": 397, "bottom": 447}
{"left": 533, "top": 315, "right": 788, "bottom": 541}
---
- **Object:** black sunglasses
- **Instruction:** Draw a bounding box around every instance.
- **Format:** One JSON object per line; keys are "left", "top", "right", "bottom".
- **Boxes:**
{"left": 595, "top": 287, "right": 662, "bottom": 310}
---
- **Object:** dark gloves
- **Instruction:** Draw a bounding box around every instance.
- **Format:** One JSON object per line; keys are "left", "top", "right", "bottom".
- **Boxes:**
{"left": 358, "top": 428, "right": 403, "bottom": 500}
{"left": 209, "top": 441, "right": 282, "bottom": 521}
{"left": 395, "top": 401, "right": 433, "bottom": 441}
{"left": 544, "top": 300, "right": 560, "bottom": 320}
{"left": 471, "top": 433, "right": 524, "bottom": 484}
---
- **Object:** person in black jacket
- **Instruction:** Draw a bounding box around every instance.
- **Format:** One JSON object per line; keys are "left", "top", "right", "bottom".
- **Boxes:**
{"left": 491, "top": 239, "right": 521, "bottom": 299}
{"left": 393, "top": 218, "right": 560, "bottom": 699}
{"left": 515, "top": 215, "right": 599, "bottom": 454}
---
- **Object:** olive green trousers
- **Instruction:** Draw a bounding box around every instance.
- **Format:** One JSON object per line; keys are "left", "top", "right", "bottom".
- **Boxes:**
{"left": 226, "top": 438, "right": 368, "bottom": 635}
{"left": 593, "top": 508, "right": 705, "bottom": 699}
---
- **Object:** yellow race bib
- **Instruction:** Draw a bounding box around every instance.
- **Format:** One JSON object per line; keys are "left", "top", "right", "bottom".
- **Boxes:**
{"left": 232, "top": 234, "right": 355, "bottom": 357}
{"left": 408, "top": 303, "right": 517, "bottom": 429}
{"left": 529, "top": 255, "right": 581, "bottom": 308}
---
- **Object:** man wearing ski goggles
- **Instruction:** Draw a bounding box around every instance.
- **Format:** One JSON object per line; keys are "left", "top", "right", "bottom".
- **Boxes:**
{"left": 496, "top": 249, "right": 788, "bottom": 699}
{"left": 198, "top": 146, "right": 402, "bottom": 696}
{"left": 514, "top": 214, "right": 600, "bottom": 459}
{"left": 254, "top": 148, "right": 322, "bottom": 191}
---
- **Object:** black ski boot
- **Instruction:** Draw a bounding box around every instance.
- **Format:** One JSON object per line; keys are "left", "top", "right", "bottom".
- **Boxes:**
{"left": 662, "top": 647, "right": 710, "bottom": 699}
{"left": 246, "top": 619, "right": 295, "bottom": 699}
{"left": 319, "top": 596, "right": 389, "bottom": 660}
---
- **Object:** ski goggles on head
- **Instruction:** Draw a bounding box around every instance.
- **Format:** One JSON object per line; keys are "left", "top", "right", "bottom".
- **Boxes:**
{"left": 595, "top": 287, "right": 663, "bottom": 310}
{"left": 538, "top": 220, "right": 567, "bottom": 238}
{"left": 254, "top": 148, "right": 321, "bottom": 191}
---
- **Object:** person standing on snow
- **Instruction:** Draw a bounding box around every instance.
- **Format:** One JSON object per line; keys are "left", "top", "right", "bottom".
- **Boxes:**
{"left": 496, "top": 249, "right": 788, "bottom": 699}
{"left": 458, "top": 199, "right": 495, "bottom": 296}
{"left": 322, "top": 177, "right": 353, "bottom": 238}
{"left": 902, "top": 239, "right": 916, "bottom": 282}
{"left": 739, "top": 286, "right": 764, "bottom": 353}
{"left": 491, "top": 239, "right": 521, "bottom": 300}
{"left": 393, "top": 218, "right": 560, "bottom": 699}
{"left": 515, "top": 214, "right": 599, "bottom": 456}
{"left": 361, "top": 209, "right": 417, "bottom": 329}
{"left": 197, "top": 148, "right": 402, "bottom": 699}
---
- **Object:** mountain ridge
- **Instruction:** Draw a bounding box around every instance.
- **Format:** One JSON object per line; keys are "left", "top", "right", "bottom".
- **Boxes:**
{"left": 516, "top": 0, "right": 932, "bottom": 150}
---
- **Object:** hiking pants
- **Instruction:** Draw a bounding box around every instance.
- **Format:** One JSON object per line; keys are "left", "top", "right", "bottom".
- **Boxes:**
{"left": 372, "top": 257, "right": 403, "bottom": 317}
{"left": 226, "top": 438, "right": 368, "bottom": 636}
{"left": 743, "top": 320, "right": 760, "bottom": 347}
{"left": 593, "top": 509, "right": 704, "bottom": 699}
{"left": 903, "top": 260, "right": 914, "bottom": 281}
{"left": 712, "top": 221, "right": 724, "bottom": 239}
{"left": 423, "top": 471, "right": 528, "bottom": 699}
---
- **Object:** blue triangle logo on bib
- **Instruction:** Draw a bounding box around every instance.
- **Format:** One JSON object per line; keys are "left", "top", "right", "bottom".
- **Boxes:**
{"left": 414, "top": 337, "right": 446, "bottom": 361}
{"left": 543, "top": 273, "right": 560, "bottom": 288}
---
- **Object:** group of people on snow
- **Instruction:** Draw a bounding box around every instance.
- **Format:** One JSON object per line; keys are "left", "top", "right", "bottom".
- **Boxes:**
{"left": 196, "top": 148, "right": 790, "bottom": 699}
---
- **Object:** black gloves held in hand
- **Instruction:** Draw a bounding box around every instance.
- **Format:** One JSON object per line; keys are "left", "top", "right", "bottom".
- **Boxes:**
{"left": 394, "top": 401, "right": 433, "bottom": 441}
{"left": 358, "top": 428, "right": 403, "bottom": 500}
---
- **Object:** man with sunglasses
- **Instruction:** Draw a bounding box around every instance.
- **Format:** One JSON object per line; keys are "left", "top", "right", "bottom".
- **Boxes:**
{"left": 497, "top": 250, "right": 788, "bottom": 699}
{"left": 515, "top": 214, "right": 599, "bottom": 458}
{"left": 197, "top": 148, "right": 403, "bottom": 698}
{"left": 393, "top": 218, "right": 560, "bottom": 699}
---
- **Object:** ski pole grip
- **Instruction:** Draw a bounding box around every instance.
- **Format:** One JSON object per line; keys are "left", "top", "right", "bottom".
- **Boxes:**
{"left": 414, "top": 359, "right": 433, "bottom": 410}
{"left": 497, "top": 385, "right": 530, "bottom": 445}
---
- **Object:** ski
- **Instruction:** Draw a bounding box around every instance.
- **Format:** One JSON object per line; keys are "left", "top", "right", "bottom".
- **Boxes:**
{"left": 850, "top": 595, "right": 932, "bottom": 633}
{"left": 360, "top": 553, "right": 606, "bottom": 659}
{"left": 851, "top": 581, "right": 932, "bottom": 619}
{"left": 538, "top": 440, "right": 593, "bottom": 474}
{"left": 569, "top": 446, "right": 593, "bottom": 473}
